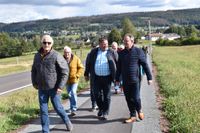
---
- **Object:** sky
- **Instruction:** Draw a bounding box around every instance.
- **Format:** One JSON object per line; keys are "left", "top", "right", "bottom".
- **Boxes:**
{"left": 0, "top": 0, "right": 199, "bottom": 23}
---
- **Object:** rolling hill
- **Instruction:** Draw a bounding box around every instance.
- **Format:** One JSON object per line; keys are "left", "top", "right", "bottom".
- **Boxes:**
{"left": 0, "top": 8, "right": 200, "bottom": 32}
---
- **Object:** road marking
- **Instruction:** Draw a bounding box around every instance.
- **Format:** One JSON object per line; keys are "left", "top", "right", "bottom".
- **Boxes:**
{"left": 0, "top": 84, "right": 32, "bottom": 96}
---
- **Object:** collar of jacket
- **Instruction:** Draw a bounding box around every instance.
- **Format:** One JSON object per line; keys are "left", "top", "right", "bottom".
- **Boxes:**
{"left": 39, "top": 47, "right": 54, "bottom": 59}
{"left": 64, "top": 54, "right": 74, "bottom": 64}
{"left": 125, "top": 45, "right": 135, "bottom": 52}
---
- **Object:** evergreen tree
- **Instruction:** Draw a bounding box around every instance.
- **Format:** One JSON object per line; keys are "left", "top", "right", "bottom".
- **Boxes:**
{"left": 108, "top": 28, "right": 122, "bottom": 45}
{"left": 121, "top": 17, "right": 137, "bottom": 37}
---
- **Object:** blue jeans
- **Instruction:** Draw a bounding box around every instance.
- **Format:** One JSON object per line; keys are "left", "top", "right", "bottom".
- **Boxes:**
{"left": 39, "top": 89, "right": 70, "bottom": 133}
{"left": 67, "top": 83, "right": 78, "bottom": 111}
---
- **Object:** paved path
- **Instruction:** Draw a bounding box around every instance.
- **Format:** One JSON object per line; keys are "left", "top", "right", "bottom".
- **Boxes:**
{"left": 19, "top": 55, "right": 161, "bottom": 133}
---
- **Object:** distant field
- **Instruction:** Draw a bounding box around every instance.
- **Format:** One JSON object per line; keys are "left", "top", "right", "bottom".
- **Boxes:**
{"left": 153, "top": 45, "right": 200, "bottom": 132}
{"left": 0, "top": 48, "right": 90, "bottom": 76}
{"left": 0, "top": 54, "right": 34, "bottom": 76}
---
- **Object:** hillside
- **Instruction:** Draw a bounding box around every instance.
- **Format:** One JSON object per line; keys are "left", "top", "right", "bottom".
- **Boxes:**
{"left": 0, "top": 8, "right": 200, "bottom": 32}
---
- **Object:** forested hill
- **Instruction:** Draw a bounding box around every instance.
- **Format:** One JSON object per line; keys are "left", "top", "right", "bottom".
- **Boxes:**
{"left": 1, "top": 7, "right": 200, "bottom": 32}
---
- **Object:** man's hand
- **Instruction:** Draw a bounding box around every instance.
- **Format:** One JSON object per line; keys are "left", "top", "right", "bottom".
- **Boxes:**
{"left": 148, "top": 80, "right": 153, "bottom": 85}
{"left": 84, "top": 76, "right": 89, "bottom": 81}
{"left": 57, "top": 88, "right": 62, "bottom": 94}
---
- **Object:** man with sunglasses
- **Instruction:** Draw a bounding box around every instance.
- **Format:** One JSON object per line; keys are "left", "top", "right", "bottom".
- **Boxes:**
{"left": 31, "top": 34, "right": 73, "bottom": 132}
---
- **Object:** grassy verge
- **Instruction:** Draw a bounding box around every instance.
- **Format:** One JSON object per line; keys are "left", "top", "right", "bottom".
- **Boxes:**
{"left": 153, "top": 45, "right": 200, "bottom": 132}
{"left": 0, "top": 88, "right": 39, "bottom": 133}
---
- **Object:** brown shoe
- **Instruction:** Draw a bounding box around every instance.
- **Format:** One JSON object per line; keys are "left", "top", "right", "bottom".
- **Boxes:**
{"left": 138, "top": 112, "right": 144, "bottom": 120}
{"left": 124, "top": 117, "right": 136, "bottom": 123}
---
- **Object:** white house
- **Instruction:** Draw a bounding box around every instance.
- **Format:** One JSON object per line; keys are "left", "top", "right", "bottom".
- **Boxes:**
{"left": 162, "top": 33, "right": 180, "bottom": 40}
{"left": 146, "top": 33, "right": 180, "bottom": 41}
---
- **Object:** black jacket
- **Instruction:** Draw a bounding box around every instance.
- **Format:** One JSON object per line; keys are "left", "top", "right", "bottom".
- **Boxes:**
{"left": 116, "top": 46, "right": 152, "bottom": 84}
{"left": 84, "top": 47, "right": 118, "bottom": 84}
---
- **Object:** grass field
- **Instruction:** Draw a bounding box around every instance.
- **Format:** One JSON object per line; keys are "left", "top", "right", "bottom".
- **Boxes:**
{"left": 153, "top": 45, "right": 200, "bottom": 132}
{"left": 0, "top": 54, "right": 34, "bottom": 76}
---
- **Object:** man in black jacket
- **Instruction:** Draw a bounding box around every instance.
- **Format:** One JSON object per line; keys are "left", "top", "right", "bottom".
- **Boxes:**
{"left": 84, "top": 36, "right": 118, "bottom": 120}
{"left": 116, "top": 33, "right": 152, "bottom": 123}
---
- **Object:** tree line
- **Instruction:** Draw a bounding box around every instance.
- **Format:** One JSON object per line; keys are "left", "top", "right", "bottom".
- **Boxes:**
{"left": 1, "top": 8, "right": 200, "bottom": 33}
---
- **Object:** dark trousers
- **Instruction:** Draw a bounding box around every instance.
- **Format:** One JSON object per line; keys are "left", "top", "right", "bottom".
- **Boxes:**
{"left": 123, "top": 82, "right": 141, "bottom": 117}
{"left": 90, "top": 82, "right": 96, "bottom": 108}
{"left": 94, "top": 75, "right": 112, "bottom": 115}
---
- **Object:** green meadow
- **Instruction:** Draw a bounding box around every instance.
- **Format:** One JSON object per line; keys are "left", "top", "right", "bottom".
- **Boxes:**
{"left": 0, "top": 54, "right": 34, "bottom": 76}
{"left": 153, "top": 45, "right": 200, "bottom": 132}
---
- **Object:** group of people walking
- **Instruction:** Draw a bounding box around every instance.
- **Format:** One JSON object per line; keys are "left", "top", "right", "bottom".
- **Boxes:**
{"left": 31, "top": 33, "right": 152, "bottom": 133}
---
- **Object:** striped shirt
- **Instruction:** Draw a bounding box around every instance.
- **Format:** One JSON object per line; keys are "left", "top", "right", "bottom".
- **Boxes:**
{"left": 94, "top": 49, "right": 110, "bottom": 76}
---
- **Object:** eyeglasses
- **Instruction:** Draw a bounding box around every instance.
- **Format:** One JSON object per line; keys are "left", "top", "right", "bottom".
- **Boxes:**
{"left": 43, "top": 42, "right": 51, "bottom": 45}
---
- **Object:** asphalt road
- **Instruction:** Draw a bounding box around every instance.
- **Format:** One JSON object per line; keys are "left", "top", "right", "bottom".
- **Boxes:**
{"left": 0, "top": 71, "right": 31, "bottom": 95}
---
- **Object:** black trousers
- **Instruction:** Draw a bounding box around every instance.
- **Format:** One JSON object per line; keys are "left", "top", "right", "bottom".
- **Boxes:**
{"left": 94, "top": 75, "right": 112, "bottom": 115}
{"left": 90, "top": 81, "right": 96, "bottom": 108}
{"left": 123, "top": 82, "right": 141, "bottom": 117}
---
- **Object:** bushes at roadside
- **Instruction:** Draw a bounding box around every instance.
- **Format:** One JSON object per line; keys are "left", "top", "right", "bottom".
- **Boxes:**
{"left": 155, "top": 37, "right": 200, "bottom": 46}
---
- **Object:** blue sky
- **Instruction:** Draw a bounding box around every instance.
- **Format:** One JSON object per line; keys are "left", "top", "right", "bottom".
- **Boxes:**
{"left": 0, "top": 0, "right": 199, "bottom": 23}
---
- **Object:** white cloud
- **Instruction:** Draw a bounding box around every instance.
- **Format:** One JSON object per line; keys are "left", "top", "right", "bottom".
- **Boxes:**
{"left": 0, "top": 0, "right": 199, "bottom": 23}
{"left": 0, "top": 5, "right": 48, "bottom": 23}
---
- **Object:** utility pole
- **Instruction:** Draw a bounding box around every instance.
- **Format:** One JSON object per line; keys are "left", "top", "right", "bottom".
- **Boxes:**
{"left": 148, "top": 19, "right": 151, "bottom": 40}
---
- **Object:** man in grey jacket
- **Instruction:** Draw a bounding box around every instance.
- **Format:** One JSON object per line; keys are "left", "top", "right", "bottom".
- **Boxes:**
{"left": 31, "top": 34, "right": 72, "bottom": 132}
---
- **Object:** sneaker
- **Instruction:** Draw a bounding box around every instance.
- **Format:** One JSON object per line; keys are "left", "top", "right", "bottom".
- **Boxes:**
{"left": 71, "top": 111, "right": 76, "bottom": 116}
{"left": 97, "top": 110, "right": 103, "bottom": 117}
{"left": 66, "top": 109, "right": 71, "bottom": 113}
{"left": 124, "top": 117, "right": 137, "bottom": 123}
{"left": 138, "top": 112, "right": 144, "bottom": 120}
{"left": 91, "top": 106, "right": 98, "bottom": 112}
{"left": 66, "top": 121, "right": 73, "bottom": 131}
{"left": 101, "top": 114, "right": 108, "bottom": 120}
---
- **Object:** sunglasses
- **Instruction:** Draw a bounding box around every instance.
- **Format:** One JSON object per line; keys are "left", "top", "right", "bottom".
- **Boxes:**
{"left": 43, "top": 42, "right": 52, "bottom": 45}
